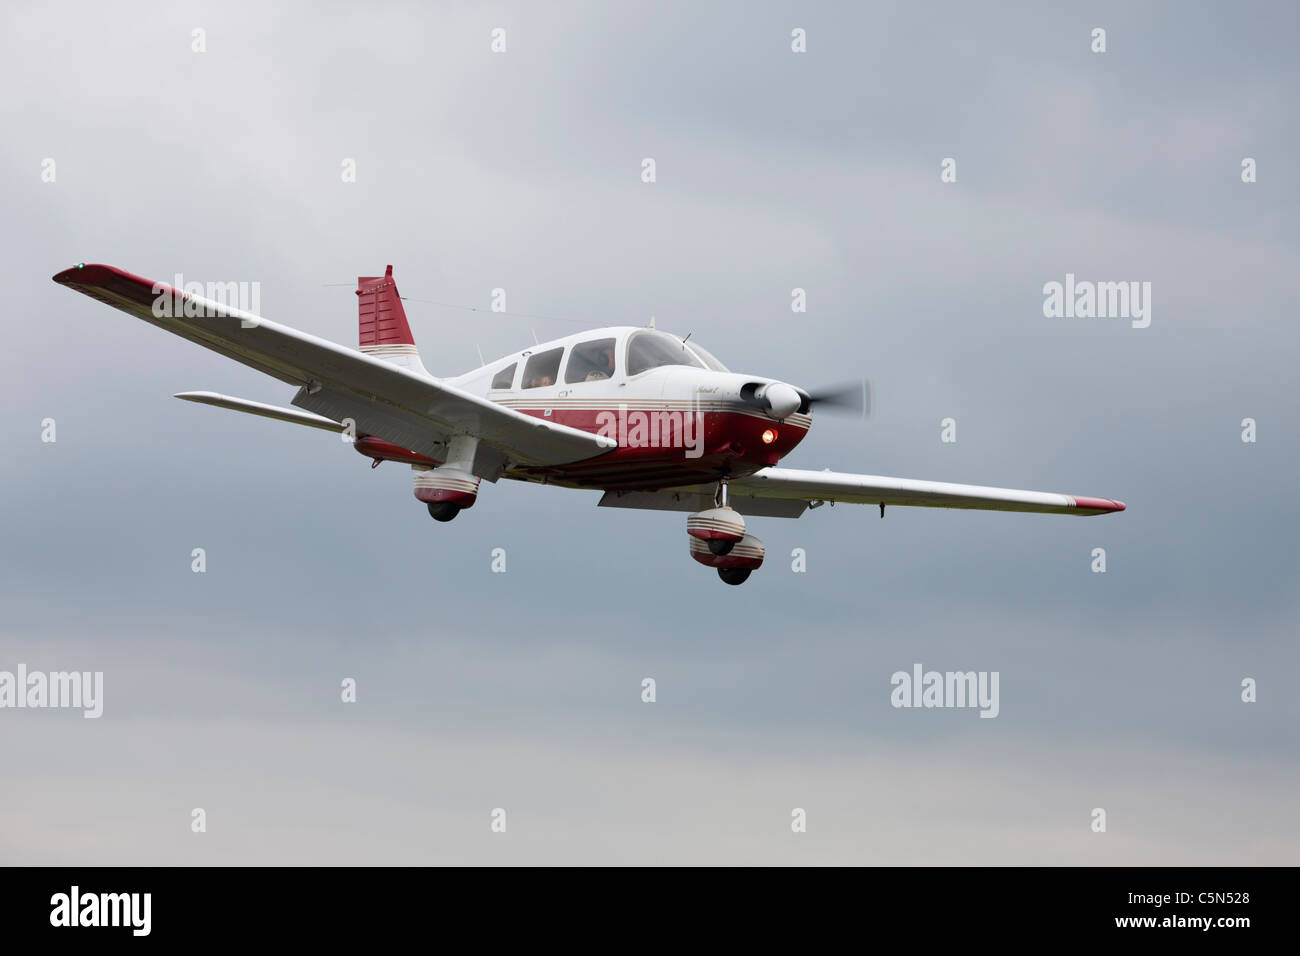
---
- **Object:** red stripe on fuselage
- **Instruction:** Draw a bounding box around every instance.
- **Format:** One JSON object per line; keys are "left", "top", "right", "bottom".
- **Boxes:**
{"left": 351, "top": 406, "right": 808, "bottom": 490}
{"left": 511, "top": 407, "right": 807, "bottom": 490}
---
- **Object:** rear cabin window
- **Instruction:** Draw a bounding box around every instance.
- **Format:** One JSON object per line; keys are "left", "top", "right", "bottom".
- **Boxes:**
{"left": 490, "top": 363, "right": 517, "bottom": 389}
{"left": 521, "top": 348, "right": 564, "bottom": 388}
{"left": 565, "top": 338, "right": 618, "bottom": 383}
{"left": 626, "top": 332, "right": 705, "bottom": 376}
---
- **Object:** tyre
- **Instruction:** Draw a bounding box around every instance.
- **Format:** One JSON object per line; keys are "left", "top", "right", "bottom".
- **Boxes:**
{"left": 427, "top": 502, "right": 461, "bottom": 522}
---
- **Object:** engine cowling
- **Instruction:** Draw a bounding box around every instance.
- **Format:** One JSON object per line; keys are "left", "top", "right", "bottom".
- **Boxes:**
{"left": 689, "top": 532, "right": 764, "bottom": 570}
{"left": 412, "top": 465, "right": 479, "bottom": 509}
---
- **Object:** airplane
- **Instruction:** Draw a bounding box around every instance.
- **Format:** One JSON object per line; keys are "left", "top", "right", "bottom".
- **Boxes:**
{"left": 52, "top": 262, "right": 1125, "bottom": 586}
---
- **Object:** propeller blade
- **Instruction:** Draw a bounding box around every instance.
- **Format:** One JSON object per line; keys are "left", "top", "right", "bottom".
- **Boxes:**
{"left": 805, "top": 379, "right": 871, "bottom": 418}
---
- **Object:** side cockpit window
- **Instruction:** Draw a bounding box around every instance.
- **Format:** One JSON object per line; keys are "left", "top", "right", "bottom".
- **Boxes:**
{"left": 565, "top": 337, "right": 618, "bottom": 383}
{"left": 521, "top": 348, "right": 564, "bottom": 388}
{"left": 490, "top": 362, "right": 517, "bottom": 390}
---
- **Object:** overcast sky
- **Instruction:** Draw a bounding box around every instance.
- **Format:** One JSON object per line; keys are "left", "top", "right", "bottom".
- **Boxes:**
{"left": 1, "top": 1, "right": 1297, "bottom": 864}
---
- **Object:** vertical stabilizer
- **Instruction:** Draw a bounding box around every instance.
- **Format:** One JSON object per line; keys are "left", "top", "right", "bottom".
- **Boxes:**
{"left": 357, "top": 265, "right": 429, "bottom": 375}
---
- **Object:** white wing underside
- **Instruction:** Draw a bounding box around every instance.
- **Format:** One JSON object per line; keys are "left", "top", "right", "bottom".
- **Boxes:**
{"left": 600, "top": 468, "right": 1125, "bottom": 517}
{"left": 52, "top": 265, "right": 616, "bottom": 472}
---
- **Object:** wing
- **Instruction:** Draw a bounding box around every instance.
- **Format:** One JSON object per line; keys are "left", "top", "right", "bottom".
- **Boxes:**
{"left": 728, "top": 467, "right": 1125, "bottom": 516}
{"left": 53, "top": 264, "right": 616, "bottom": 473}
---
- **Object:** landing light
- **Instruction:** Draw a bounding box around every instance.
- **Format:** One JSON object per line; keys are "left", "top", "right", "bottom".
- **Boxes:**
{"left": 762, "top": 428, "right": 778, "bottom": 444}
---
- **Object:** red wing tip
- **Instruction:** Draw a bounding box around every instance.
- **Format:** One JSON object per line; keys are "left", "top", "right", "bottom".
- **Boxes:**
{"left": 52, "top": 263, "right": 125, "bottom": 284}
{"left": 52, "top": 264, "right": 87, "bottom": 283}
{"left": 1074, "top": 496, "right": 1126, "bottom": 513}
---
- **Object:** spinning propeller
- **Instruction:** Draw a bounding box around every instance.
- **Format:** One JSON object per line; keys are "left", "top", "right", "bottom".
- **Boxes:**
{"left": 802, "top": 378, "right": 871, "bottom": 418}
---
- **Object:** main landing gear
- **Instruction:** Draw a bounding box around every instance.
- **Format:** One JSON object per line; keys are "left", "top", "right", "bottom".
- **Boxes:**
{"left": 414, "top": 438, "right": 481, "bottom": 524}
{"left": 687, "top": 480, "right": 765, "bottom": 586}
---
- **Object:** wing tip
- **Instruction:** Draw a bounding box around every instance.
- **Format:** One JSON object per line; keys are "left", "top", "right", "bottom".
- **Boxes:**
{"left": 52, "top": 263, "right": 89, "bottom": 284}
{"left": 1073, "top": 496, "right": 1126, "bottom": 514}
{"left": 52, "top": 262, "right": 156, "bottom": 293}
{"left": 174, "top": 391, "right": 222, "bottom": 402}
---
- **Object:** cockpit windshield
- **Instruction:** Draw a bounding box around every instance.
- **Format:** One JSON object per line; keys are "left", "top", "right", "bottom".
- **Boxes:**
{"left": 626, "top": 331, "right": 706, "bottom": 376}
{"left": 685, "top": 341, "right": 729, "bottom": 372}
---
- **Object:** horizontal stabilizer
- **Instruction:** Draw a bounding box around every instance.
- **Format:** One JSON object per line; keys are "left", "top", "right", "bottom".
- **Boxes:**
{"left": 174, "top": 391, "right": 346, "bottom": 433}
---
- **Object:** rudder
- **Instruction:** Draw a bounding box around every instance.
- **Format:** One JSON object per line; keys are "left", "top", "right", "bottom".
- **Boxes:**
{"left": 357, "top": 265, "right": 428, "bottom": 375}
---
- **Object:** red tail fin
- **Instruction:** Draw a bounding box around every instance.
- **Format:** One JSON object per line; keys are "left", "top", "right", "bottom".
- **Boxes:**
{"left": 357, "top": 265, "right": 415, "bottom": 349}
{"left": 356, "top": 265, "right": 427, "bottom": 374}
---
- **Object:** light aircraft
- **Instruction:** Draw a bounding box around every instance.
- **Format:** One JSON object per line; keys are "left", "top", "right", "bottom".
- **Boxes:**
{"left": 53, "top": 263, "right": 1125, "bottom": 585}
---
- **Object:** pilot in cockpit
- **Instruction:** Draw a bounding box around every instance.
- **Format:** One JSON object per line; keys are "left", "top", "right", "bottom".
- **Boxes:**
{"left": 584, "top": 343, "right": 616, "bottom": 381}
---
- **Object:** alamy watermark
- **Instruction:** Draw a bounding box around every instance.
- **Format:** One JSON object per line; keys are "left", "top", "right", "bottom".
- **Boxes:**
{"left": 151, "top": 273, "right": 261, "bottom": 325}
{"left": 1043, "top": 273, "right": 1151, "bottom": 328}
{"left": 50, "top": 886, "right": 150, "bottom": 936}
{"left": 595, "top": 403, "right": 704, "bottom": 459}
{"left": 0, "top": 664, "right": 103, "bottom": 718}
{"left": 890, "top": 663, "right": 999, "bottom": 718}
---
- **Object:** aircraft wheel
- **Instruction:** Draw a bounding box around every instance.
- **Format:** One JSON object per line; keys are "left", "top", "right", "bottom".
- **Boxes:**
{"left": 717, "top": 567, "right": 751, "bottom": 586}
{"left": 427, "top": 502, "right": 461, "bottom": 522}
{"left": 706, "top": 538, "right": 736, "bottom": 556}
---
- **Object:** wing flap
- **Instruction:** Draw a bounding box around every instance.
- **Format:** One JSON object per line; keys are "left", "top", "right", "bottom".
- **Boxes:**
{"left": 598, "top": 488, "right": 809, "bottom": 518}
{"left": 290, "top": 384, "right": 451, "bottom": 460}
